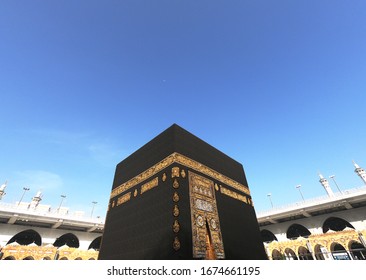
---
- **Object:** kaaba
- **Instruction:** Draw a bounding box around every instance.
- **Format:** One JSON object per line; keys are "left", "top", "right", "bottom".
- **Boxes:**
{"left": 98, "top": 124, "right": 267, "bottom": 260}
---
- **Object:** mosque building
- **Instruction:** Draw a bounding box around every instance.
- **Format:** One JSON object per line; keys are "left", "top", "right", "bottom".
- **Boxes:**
{"left": 1, "top": 152, "right": 365, "bottom": 260}
{"left": 258, "top": 161, "right": 366, "bottom": 260}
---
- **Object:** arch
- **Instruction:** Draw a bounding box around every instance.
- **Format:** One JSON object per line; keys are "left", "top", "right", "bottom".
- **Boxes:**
{"left": 6, "top": 229, "right": 42, "bottom": 246}
{"left": 349, "top": 241, "right": 366, "bottom": 260}
{"left": 88, "top": 258, "right": 95, "bottom": 260}
{"left": 43, "top": 256, "right": 51, "bottom": 260}
{"left": 286, "top": 224, "right": 311, "bottom": 240}
{"left": 331, "top": 242, "right": 351, "bottom": 260}
{"left": 271, "top": 249, "right": 283, "bottom": 260}
{"left": 284, "top": 248, "right": 298, "bottom": 260}
{"left": 88, "top": 236, "right": 102, "bottom": 250}
{"left": 322, "top": 217, "right": 355, "bottom": 233}
{"left": 314, "top": 244, "right": 328, "bottom": 260}
{"left": 59, "top": 257, "right": 68, "bottom": 260}
{"left": 53, "top": 233, "right": 79, "bottom": 248}
{"left": 23, "top": 256, "right": 34, "bottom": 260}
{"left": 74, "top": 257, "right": 82, "bottom": 260}
{"left": 3, "top": 256, "right": 16, "bottom": 260}
{"left": 298, "top": 246, "right": 313, "bottom": 260}
{"left": 260, "top": 230, "right": 278, "bottom": 243}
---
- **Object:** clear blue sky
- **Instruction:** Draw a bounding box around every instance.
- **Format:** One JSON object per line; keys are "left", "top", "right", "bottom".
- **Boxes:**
{"left": 1, "top": 1, "right": 366, "bottom": 218}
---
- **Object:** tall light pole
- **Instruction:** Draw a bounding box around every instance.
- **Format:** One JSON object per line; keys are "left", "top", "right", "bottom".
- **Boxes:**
{"left": 296, "top": 185, "right": 305, "bottom": 202}
{"left": 267, "top": 193, "right": 273, "bottom": 208}
{"left": 329, "top": 175, "right": 342, "bottom": 194}
{"left": 0, "top": 180, "right": 7, "bottom": 200}
{"left": 18, "top": 187, "right": 30, "bottom": 206}
{"left": 57, "top": 195, "right": 66, "bottom": 212}
{"left": 91, "top": 201, "right": 97, "bottom": 218}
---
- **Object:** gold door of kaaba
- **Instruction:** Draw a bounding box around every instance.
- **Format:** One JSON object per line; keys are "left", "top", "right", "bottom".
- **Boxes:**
{"left": 189, "top": 171, "right": 225, "bottom": 259}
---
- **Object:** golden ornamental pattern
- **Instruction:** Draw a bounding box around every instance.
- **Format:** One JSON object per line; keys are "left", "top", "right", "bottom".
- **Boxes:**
{"left": 192, "top": 178, "right": 214, "bottom": 198}
{"left": 173, "top": 179, "right": 179, "bottom": 189}
{"left": 110, "top": 152, "right": 250, "bottom": 200}
{"left": 181, "top": 169, "right": 186, "bottom": 178}
{"left": 172, "top": 167, "right": 180, "bottom": 178}
{"left": 173, "top": 204, "right": 180, "bottom": 217}
{"left": 173, "top": 220, "right": 180, "bottom": 233}
{"left": 175, "top": 153, "right": 250, "bottom": 196}
{"left": 110, "top": 154, "right": 176, "bottom": 199}
{"left": 189, "top": 171, "right": 225, "bottom": 259}
{"left": 173, "top": 191, "right": 180, "bottom": 202}
{"left": 0, "top": 245, "right": 98, "bottom": 260}
{"left": 265, "top": 229, "right": 366, "bottom": 260}
{"left": 117, "top": 192, "right": 131, "bottom": 206}
{"left": 173, "top": 237, "right": 181, "bottom": 251}
{"left": 220, "top": 186, "right": 249, "bottom": 205}
{"left": 0, "top": 245, "right": 57, "bottom": 260}
{"left": 140, "top": 177, "right": 159, "bottom": 194}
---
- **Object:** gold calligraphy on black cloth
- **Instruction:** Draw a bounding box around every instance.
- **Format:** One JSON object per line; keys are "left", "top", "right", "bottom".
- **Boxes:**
{"left": 189, "top": 171, "right": 225, "bottom": 259}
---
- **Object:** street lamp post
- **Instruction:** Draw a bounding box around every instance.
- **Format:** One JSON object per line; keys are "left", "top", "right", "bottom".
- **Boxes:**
{"left": 329, "top": 175, "right": 342, "bottom": 194}
{"left": 91, "top": 201, "right": 97, "bottom": 218}
{"left": 267, "top": 193, "right": 273, "bottom": 208}
{"left": 296, "top": 185, "right": 305, "bottom": 202}
{"left": 18, "top": 187, "right": 30, "bottom": 206}
{"left": 0, "top": 180, "right": 7, "bottom": 200}
{"left": 57, "top": 195, "right": 66, "bottom": 212}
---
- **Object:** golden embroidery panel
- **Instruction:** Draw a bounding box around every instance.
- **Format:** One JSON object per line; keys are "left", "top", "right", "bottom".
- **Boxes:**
{"left": 140, "top": 177, "right": 159, "bottom": 194}
{"left": 171, "top": 167, "right": 180, "bottom": 178}
{"left": 110, "top": 152, "right": 250, "bottom": 200}
{"left": 189, "top": 171, "right": 225, "bottom": 259}
{"left": 117, "top": 192, "right": 131, "bottom": 206}
{"left": 220, "top": 186, "right": 249, "bottom": 205}
{"left": 192, "top": 175, "right": 214, "bottom": 199}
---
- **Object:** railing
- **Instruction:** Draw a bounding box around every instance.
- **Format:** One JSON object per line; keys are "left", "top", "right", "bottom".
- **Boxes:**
{"left": 257, "top": 185, "right": 366, "bottom": 218}
{"left": 0, "top": 201, "right": 105, "bottom": 224}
